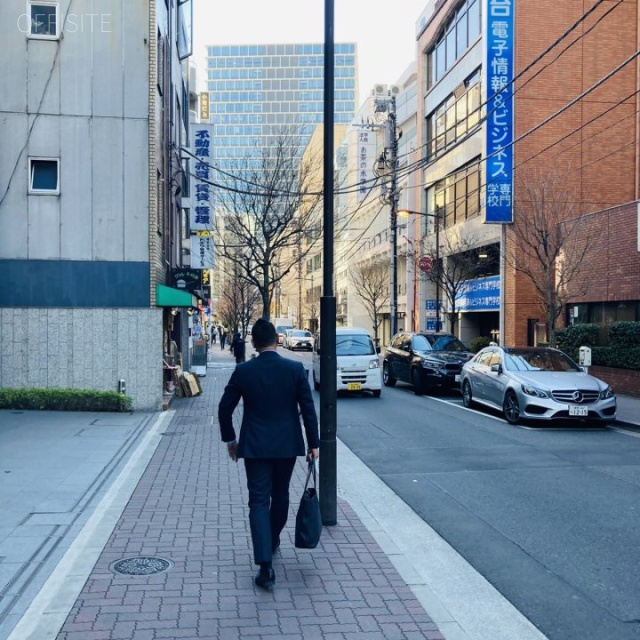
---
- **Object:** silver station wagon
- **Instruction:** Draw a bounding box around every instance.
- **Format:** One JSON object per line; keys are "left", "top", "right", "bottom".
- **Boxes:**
{"left": 459, "top": 346, "right": 617, "bottom": 425}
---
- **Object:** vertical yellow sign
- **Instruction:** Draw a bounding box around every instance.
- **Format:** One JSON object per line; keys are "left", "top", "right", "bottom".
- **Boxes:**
{"left": 199, "top": 92, "right": 210, "bottom": 121}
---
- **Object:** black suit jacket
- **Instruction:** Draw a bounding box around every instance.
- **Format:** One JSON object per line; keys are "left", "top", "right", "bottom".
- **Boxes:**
{"left": 218, "top": 351, "right": 320, "bottom": 458}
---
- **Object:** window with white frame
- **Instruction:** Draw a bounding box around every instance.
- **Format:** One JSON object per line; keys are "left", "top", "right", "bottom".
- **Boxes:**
{"left": 29, "top": 158, "right": 59, "bottom": 194}
{"left": 28, "top": 2, "right": 59, "bottom": 39}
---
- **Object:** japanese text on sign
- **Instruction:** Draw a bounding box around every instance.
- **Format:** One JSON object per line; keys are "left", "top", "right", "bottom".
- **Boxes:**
{"left": 455, "top": 275, "right": 500, "bottom": 311}
{"left": 485, "top": 0, "right": 514, "bottom": 223}
{"left": 357, "top": 130, "right": 376, "bottom": 201}
{"left": 189, "top": 125, "right": 214, "bottom": 232}
{"left": 190, "top": 232, "right": 214, "bottom": 269}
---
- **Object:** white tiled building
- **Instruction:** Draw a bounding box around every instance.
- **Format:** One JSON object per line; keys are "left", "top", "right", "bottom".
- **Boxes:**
{"left": 0, "top": 0, "right": 194, "bottom": 409}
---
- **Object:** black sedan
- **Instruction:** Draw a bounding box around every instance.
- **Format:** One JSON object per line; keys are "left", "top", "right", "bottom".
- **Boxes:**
{"left": 383, "top": 332, "right": 474, "bottom": 395}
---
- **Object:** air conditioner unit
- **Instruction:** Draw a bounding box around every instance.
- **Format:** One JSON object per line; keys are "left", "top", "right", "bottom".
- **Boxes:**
{"left": 373, "top": 84, "right": 387, "bottom": 95}
{"left": 390, "top": 85, "right": 400, "bottom": 95}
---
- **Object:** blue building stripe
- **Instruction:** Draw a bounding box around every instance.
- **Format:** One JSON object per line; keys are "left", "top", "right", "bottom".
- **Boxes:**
{"left": 0, "top": 260, "right": 151, "bottom": 308}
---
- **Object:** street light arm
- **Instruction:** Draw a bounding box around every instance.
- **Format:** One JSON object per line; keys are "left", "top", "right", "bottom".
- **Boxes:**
{"left": 397, "top": 208, "right": 441, "bottom": 219}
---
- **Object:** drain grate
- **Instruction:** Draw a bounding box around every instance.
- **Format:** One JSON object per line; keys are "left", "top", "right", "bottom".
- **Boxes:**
{"left": 110, "top": 556, "right": 173, "bottom": 575}
{"left": 160, "top": 431, "right": 184, "bottom": 437}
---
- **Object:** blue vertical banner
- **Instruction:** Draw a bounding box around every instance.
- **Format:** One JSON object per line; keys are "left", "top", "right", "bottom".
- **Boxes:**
{"left": 485, "top": 0, "right": 515, "bottom": 223}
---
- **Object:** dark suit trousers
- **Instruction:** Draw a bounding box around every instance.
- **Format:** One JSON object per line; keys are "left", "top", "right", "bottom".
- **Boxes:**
{"left": 244, "top": 458, "right": 296, "bottom": 564}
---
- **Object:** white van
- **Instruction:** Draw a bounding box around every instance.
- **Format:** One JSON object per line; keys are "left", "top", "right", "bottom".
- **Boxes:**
{"left": 312, "top": 327, "right": 382, "bottom": 397}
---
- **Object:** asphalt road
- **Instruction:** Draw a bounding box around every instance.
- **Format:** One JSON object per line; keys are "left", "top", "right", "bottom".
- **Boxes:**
{"left": 282, "top": 348, "right": 640, "bottom": 640}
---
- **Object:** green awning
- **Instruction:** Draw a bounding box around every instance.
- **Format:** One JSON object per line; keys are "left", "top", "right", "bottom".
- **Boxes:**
{"left": 156, "top": 284, "right": 198, "bottom": 308}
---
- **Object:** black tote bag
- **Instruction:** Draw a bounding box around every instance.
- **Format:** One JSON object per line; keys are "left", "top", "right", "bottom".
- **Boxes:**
{"left": 295, "top": 460, "right": 322, "bottom": 549}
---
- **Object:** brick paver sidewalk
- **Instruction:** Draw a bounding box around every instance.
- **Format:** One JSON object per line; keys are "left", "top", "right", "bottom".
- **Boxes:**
{"left": 56, "top": 358, "right": 445, "bottom": 640}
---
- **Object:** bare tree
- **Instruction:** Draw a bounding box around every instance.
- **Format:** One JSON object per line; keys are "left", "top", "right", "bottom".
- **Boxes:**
{"left": 217, "top": 264, "right": 261, "bottom": 336}
{"left": 416, "top": 232, "right": 484, "bottom": 336}
{"left": 304, "top": 281, "right": 321, "bottom": 334}
{"left": 351, "top": 262, "right": 389, "bottom": 346}
{"left": 508, "top": 169, "right": 602, "bottom": 347}
{"left": 213, "top": 128, "right": 323, "bottom": 321}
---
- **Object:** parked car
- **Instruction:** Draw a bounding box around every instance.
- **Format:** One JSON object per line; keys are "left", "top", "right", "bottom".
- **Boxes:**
{"left": 459, "top": 345, "right": 617, "bottom": 425}
{"left": 275, "top": 324, "right": 293, "bottom": 345}
{"left": 312, "top": 327, "right": 382, "bottom": 397}
{"left": 383, "top": 332, "right": 474, "bottom": 395}
{"left": 284, "top": 329, "right": 314, "bottom": 351}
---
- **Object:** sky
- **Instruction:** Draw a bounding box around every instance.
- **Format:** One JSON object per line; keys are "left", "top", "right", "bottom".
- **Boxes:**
{"left": 192, "top": 0, "right": 430, "bottom": 106}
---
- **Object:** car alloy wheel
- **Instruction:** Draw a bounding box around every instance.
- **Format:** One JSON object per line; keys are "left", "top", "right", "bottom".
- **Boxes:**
{"left": 383, "top": 363, "right": 396, "bottom": 387}
{"left": 462, "top": 381, "right": 473, "bottom": 408}
{"left": 503, "top": 390, "right": 521, "bottom": 424}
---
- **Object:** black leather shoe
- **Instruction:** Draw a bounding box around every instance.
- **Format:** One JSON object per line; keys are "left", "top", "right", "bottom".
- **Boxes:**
{"left": 255, "top": 567, "right": 275, "bottom": 591}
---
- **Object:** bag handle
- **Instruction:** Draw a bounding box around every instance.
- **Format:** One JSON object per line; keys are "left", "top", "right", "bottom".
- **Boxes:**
{"left": 303, "top": 459, "right": 317, "bottom": 491}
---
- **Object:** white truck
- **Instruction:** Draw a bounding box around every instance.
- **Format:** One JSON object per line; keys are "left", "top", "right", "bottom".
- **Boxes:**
{"left": 273, "top": 318, "right": 294, "bottom": 345}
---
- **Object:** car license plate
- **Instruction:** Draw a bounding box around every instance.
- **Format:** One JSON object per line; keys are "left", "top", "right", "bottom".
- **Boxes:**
{"left": 347, "top": 383, "right": 361, "bottom": 391}
{"left": 455, "top": 374, "right": 461, "bottom": 382}
{"left": 569, "top": 405, "right": 588, "bottom": 416}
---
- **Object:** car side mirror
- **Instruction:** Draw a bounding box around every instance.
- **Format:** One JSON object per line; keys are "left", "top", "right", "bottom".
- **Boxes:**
{"left": 490, "top": 363, "right": 502, "bottom": 374}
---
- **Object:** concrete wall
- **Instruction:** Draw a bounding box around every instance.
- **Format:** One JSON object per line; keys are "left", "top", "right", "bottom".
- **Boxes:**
{"left": 0, "top": 0, "right": 150, "bottom": 262}
{"left": 0, "top": 308, "right": 163, "bottom": 411}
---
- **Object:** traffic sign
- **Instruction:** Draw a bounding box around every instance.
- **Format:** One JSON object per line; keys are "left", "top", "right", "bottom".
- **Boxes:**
{"left": 418, "top": 256, "right": 433, "bottom": 272}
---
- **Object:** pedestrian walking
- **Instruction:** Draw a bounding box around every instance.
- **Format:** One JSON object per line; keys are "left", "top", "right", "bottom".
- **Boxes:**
{"left": 210, "top": 325, "right": 217, "bottom": 345}
{"left": 218, "top": 318, "right": 319, "bottom": 591}
{"left": 230, "top": 330, "right": 246, "bottom": 364}
{"left": 219, "top": 326, "right": 227, "bottom": 350}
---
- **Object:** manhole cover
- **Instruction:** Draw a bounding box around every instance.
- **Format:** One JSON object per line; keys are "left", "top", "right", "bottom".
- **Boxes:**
{"left": 110, "top": 556, "right": 173, "bottom": 575}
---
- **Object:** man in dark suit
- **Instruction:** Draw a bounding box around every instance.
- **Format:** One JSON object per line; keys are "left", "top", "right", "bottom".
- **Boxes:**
{"left": 218, "top": 318, "right": 320, "bottom": 591}
{"left": 230, "top": 330, "right": 246, "bottom": 364}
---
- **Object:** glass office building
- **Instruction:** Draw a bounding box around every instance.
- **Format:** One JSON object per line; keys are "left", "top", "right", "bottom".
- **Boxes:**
{"left": 205, "top": 43, "right": 358, "bottom": 169}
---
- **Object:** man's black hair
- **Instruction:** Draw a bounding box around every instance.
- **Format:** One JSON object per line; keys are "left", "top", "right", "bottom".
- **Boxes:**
{"left": 251, "top": 318, "right": 277, "bottom": 349}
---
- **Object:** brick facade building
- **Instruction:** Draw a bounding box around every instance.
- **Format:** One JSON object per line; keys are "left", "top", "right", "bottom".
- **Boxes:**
{"left": 415, "top": 0, "right": 639, "bottom": 347}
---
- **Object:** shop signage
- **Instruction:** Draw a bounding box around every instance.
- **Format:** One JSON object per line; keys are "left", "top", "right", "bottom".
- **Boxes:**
{"left": 199, "top": 92, "right": 210, "bottom": 121}
{"left": 455, "top": 275, "right": 500, "bottom": 311}
{"left": 189, "top": 124, "right": 214, "bottom": 231}
{"left": 485, "top": 0, "right": 515, "bottom": 223}
{"left": 190, "top": 231, "right": 214, "bottom": 269}
{"left": 171, "top": 268, "right": 202, "bottom": 293}
{"left": 357, "top": 129, "right": 376, "bottom": 202}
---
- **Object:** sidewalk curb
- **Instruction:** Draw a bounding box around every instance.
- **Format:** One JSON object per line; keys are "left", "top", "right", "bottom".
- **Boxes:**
{"left": 612, "top": 420, "right": 640, "bottom": 430}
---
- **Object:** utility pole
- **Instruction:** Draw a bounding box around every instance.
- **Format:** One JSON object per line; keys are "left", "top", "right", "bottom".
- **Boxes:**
{"left": 320, "top": 0, "right": 337, "bottom": 526}
{"left": 374, "top": 94, "right": 400, "bottom": 337}
{"left": 297, "top": 232, "right": 302, "bottom": 328}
